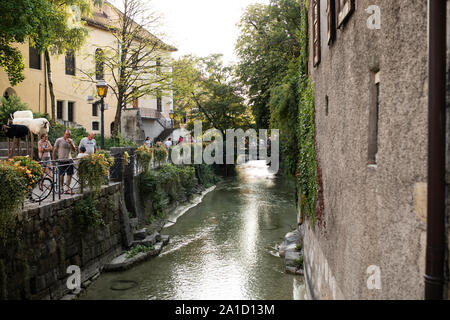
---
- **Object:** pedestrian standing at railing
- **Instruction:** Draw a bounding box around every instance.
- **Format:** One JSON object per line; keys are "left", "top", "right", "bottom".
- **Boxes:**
{"left": 164, "top": 137, "right": 173, "bottom": 149}
{"left": 53, "top": 130, "right": 76, "bottom": 195}
{"left": 38, "top": 133, "right": 52, "bottom": 190}
{"left": 79, "top": 132, "right": 97, "bottom": 154}
{"left": 145, "top": 136, "right": 152, "bottom": 148}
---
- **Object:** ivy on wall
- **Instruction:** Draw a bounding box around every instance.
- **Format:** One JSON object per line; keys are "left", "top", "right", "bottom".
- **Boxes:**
{"left": 296, "top": 0, "right": 320, "bottom": 226}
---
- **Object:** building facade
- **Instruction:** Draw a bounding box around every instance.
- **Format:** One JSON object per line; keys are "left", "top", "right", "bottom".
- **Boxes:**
{"left": 0, "top": 1, "right": 175, "bottom": 140}
{"left": 303, "top": 0, "right": 449, "bottom": 299}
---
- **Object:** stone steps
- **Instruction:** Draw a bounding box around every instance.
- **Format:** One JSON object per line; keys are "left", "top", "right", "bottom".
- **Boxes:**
{"left": 103, "top": 228, "right": 170, "bottom": 272}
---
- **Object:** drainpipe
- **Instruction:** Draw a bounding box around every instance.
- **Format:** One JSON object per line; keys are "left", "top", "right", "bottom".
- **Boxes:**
{"left": 425, "top": 0, "right": 447, "bottom": 300}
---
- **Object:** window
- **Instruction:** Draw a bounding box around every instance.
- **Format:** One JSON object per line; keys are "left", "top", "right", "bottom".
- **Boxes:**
{"left": 92, "top": 121, "right": 99, "bottom": 131}
{"left": 312, "top": 0, "right": 321, "bottom": 67}
{"left": 3, "top": 88, "right": 16, "bottom": 100}
{"left": 57, "top": 101, "right": 63, "bottom": 120}
{"left": 29, "top": 42, "right": 41, "bottom": 70}
{"left": 337, "top": 0, "right": 355, "bottom": 28}
{"left": 68, "top": 102, "right": 74, "bottom": 122}
{"left": 368, "top": 71, "right": 380, "bottom": 165}
{"left": 95, "top": 48, "right": 104, "bottom": 80}
{"left": 65, "top": 51, "right": 75, "bottom": 75}
{"left": 157, "top": 91, "right": 162, "bottom": 112}
{"left": 92, "top": 104, "right": 98, "bottom": 117}
{"left": 327, "top": 0, "right": 336, "bottom": 45}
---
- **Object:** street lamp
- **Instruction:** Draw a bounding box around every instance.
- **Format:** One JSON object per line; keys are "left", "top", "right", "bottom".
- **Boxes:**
{"left": 96, "top": 80, "right": 108, "bottom": 149}
{"left": 169, "top": 110, "right": 174, "bottom": 128}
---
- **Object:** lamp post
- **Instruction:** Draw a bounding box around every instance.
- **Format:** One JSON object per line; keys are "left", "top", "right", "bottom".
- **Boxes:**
{"left": 96, "top": 80, "right": 108, "bottom": 150}
{"left": 169, "top": 111, "right": 174, "bottom": 128}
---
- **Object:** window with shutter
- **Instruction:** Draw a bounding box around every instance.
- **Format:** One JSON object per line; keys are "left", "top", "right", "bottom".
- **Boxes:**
{"left": 29, "top": 42, "right": 41, "bottom": 70}
{"left": 312, "top": 0, "right": 321, "bottom": 67}
{"left": 336, "top": 0, "right": 355, "bottom": 27}
{"left": 327, "top": 0, "right": 336, "bottom": 45}
{"left": 65, "top": 51, "right": 75, "bottom": 75}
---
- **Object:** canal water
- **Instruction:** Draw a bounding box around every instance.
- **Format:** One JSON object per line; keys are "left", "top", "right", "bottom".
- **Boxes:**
{"left": 82, "top": 161, "right": 305, "bottom": 300}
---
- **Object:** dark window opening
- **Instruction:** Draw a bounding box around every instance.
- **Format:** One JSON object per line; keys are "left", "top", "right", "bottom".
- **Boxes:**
{"left": 29, "top": 42, "right": 41, "bottom": 70}
{"left": 95, "top": 48, "right": 104, "bottom": 80}
{"left": 368, "top": 71, "right": 380, "bottom": 165}
{"left": 325, "top": 95, "right": 329, "bottom": 116}
{"left": 92, "top": 104, "right": 98, "bottom": 116}
{"left": 65, "top": 51, "right": 75, "bottom": 75}
{"left": 57, "top": 101, "right": 63, "bottom": 120}
{"left": 327, "top": 0, "right": 336, "bottom": 45}
{"left": 68, "top": 102, "right": 74, "bottom": 122}
{"left": 92, "top": 121, "right": 99, "bottom": 131}
{"left": 157, "top": 92, "right": 162, "bottom": 112}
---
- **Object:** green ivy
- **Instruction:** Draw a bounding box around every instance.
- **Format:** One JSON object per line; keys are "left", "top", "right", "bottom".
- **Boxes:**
{"left": 297, "top": 77, "right": 318, "bottom": 226}
{"left": 294, "top": 0, "right": 319, "bottom": 227}
{"left": 73, "top": 196, "right": 105, "bottom": 232}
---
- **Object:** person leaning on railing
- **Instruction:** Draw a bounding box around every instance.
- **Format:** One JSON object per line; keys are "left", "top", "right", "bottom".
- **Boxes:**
{"left": 38, "top": 133, "right": 52, "bottom": 190}
{"left": 53, "top": 129, "right": 76, "bottom": 195}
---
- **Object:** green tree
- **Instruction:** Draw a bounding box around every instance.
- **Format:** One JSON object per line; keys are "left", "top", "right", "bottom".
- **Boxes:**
{"left": 0, "top": 0, "right": 54, "bottom": 85}
{"left": 235, "top": 0, "right": 302, "bottom": 129}
{"left": 31, "top": 0, "right": 103, "bottom": 122}
{"left": 173, "top": 54, "right": 254, "bottom": 135}
{"left": 235, "top": 0, "right": 304, "bottom": 176}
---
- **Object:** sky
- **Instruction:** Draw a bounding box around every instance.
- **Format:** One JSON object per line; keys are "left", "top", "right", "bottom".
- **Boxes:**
{"left": 110, "top": 0, "right": 269, "bottom": 65}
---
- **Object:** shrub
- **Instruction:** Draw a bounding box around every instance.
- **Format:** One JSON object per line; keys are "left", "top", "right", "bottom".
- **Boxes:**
{"left": 139, "top": 164, "right": 200, "bottom": 216}
{"left": 135, "top": 145, "right": 153, "bottom": 173}
{"left": 10, "top": 156, "right": 43, "bottom": 190}
{"left": 153, "top": 146, "right": 168, "bottom": 166}
{"left": 73, "top": 196, "right": 104, "bottom": 231}
{"left": 78, "top": 152, "right": 114, "bottom": 194}
{"left": 125, "top": 244, "right": 153, "bottom": 258}
{"left": 0, "top": 96, "right": 29, "bottom": 135}
{"left": 0, "top": 163, "right": 27, "bottom": 240}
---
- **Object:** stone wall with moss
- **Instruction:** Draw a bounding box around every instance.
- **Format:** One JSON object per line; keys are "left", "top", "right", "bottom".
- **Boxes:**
{"left": 0, "top": 183, "right": 131, "bottom": 300}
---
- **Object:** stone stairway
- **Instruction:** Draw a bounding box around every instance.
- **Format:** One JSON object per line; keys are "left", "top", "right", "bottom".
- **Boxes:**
{"left": 0, "top": 141, "right": 29, "bottom": 160}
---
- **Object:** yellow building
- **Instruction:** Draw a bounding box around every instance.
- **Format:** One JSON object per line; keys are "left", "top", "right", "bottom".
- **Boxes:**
{"left": 0, "top": 1, "right": 176, "bottom": 140}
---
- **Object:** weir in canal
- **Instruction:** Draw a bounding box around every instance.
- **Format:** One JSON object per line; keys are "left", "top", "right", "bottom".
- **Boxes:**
{"left": 82, "top": 161, "right": 305, "bottom": 300}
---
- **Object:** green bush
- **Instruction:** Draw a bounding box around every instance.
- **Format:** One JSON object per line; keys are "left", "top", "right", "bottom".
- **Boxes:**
{"left": 135, "top": 145, "right": 153, "bottom": 173}
{"left": 0, "top": 96, "right": 29, "bottom": 135}
{"left": 194, "top": 164, "right": 220, "bottom": 188}
{"left": 140, "top": 164, "right": 201, "bottom": 216}
{"left": 94, "top": 133, "right": 138, "bottom": 150}
{"left": 78, "top": 152, "right": 114, "bottom": 194}
{"left": 126, "top": 244, "right": 153, "bottom": 258}
{"left": 73, "top": 196, "right": 105, "bottom": 231}
{"left": 0, "top": 163, "right": 27, "bottom": 240}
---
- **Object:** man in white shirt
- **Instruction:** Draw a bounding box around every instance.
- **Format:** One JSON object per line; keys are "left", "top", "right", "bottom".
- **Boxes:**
{"left": 79, "top": 132, "right": 97, "bottom": 154}
{"left": 164, "top": 138, "right": 173, "bottom": 149}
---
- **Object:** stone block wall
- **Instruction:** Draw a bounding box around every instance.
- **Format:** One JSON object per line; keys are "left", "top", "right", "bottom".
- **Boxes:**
{"left": 306, "top": 0, "right": 429, "bottom": 299}
{"left": 0, "top": 183, "right": 131, "bottom": 300}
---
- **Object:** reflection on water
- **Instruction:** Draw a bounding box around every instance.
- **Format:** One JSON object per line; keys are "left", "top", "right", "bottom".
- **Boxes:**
{"left": 82, "top": 161, "right": 304, "bottom": 300}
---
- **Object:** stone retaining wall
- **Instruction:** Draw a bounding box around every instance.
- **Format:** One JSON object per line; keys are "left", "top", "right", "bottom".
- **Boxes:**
{"left": 0, "top": 183, "right": 132, "bottom": 300}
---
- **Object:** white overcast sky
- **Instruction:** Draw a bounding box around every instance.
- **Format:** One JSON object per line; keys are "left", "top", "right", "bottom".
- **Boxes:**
{"left": 109, "top": 0, "right": 269, "bottom": 65}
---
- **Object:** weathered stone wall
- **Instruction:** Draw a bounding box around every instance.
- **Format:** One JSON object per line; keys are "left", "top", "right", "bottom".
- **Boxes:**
{"left": 0, "top": 183, "right": 131, "bottom": 300}
{"left": 306, "top": 0, "right": 429, "bottom": 299}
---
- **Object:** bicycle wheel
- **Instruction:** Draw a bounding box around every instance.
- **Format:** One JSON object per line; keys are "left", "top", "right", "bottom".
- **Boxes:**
{"left": 29, "top": 178, "right": 53, "bottom": 203}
